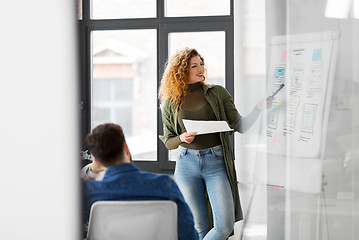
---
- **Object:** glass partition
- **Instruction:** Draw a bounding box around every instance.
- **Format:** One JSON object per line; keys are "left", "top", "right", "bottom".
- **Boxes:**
{"left": 236, "top": 0, "right": 359, "bottom": 239}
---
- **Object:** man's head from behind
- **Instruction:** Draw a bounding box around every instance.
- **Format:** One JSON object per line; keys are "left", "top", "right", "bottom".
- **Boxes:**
{"left": 86, "top": 123, "right": 130, "bottom": 167}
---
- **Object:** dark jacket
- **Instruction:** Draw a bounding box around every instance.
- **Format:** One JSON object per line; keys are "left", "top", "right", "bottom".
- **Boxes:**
{"left": 83, "top": 163, "right": 199, "bottom": 240}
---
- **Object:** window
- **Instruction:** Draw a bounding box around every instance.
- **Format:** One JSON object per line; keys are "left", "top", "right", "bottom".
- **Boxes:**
{"left": 79, "top": 0, "right": 234, "bottom": 173}
{"left": 165, "top": 0, "right": 231, "bottom": 17}
{"left": 91, "top": 30, "right": 157, "bottom": 161}
{"left": 91, "top": 0, "right": 156, "bottom": 19}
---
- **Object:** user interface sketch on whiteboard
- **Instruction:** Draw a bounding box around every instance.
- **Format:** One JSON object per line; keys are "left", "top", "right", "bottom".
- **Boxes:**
{"left": 266, "top": 32, "right": 338, "bottom": 158}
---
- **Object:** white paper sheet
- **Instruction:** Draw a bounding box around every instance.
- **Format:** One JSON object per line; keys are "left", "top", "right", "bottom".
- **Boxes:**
{"left": 182, "top": 119, "right": 234, "bottom": 135}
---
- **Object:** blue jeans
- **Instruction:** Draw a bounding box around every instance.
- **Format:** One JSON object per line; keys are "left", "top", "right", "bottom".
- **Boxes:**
{"left": 175, "top": 145, "right": 235, "bottom": 240}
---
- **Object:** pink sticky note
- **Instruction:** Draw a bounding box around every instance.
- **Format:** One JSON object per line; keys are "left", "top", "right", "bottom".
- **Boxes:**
{"left": 281, "top": 50, "right": 287, "bottom": 62}
{"left": 273, "top": 132, "right": 281, "bottom": 143}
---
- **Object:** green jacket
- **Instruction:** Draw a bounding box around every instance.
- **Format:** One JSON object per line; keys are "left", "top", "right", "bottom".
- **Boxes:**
{"left": 160, "top": 84, "right": 252, "bottom": 223}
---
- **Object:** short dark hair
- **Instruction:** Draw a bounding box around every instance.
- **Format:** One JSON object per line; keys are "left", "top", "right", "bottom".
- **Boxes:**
{"left": 85, "top": 123, "right": 125, "bottom": 166}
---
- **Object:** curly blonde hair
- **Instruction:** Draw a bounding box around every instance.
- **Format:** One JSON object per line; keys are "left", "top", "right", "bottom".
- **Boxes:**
{"left": 158, "top": 48, "right": 207, "bottom": 109}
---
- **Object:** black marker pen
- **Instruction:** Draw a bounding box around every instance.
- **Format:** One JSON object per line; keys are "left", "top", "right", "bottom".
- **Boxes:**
{"left": 271, "top": 83, "right": 285, "bottom": 97}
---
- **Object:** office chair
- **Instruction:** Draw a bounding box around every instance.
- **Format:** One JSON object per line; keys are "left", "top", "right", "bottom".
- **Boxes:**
{"left": 86, "top": 200, "right": 178, "bottom": 240}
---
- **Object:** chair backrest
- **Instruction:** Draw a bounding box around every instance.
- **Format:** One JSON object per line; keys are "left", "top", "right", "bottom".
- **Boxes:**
{"left": 86, "top": 200, "right": 178, "bottom": 240}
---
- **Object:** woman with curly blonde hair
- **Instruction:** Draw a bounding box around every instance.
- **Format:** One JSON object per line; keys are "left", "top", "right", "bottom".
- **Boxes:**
{"left": 158, "top": 48, "right": 207, "bottom": 109}
{"left": 159, "top": 48, "right": 273, "bottom": 240}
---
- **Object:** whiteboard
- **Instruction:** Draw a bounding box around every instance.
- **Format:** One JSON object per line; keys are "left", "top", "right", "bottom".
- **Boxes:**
{"left": 266, "top": 31, "right": 339, "bottom": 158}
{"left": 260, "top": 31, "right": 340, "bottom": 193}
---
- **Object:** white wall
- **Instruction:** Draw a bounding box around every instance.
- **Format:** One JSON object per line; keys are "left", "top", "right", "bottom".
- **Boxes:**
{"left": 0, "top": 1, "right": 80, "bottom": 239}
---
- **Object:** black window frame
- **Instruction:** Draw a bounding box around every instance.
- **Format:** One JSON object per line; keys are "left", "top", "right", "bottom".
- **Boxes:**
{"left": 79, "top": 0, "right": 234, "bottom": 173}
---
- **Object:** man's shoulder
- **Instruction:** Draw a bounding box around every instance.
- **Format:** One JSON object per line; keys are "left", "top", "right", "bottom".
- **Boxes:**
{"left": 82, "top": 177, "right": 102, "bottom": 195}
{"left": 84, "top": 169, "right": 175, "bottom": 192}
{"left": 137, "top": 170, "right": 174, "bottom": 183}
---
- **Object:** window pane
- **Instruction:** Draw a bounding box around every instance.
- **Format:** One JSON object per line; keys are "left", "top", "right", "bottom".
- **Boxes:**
{"left": 168, "top": 31, "right": 226, "bottom": 161}
{"left": 91, "top": 30, "right": 157, "bottom": 161}
{"left": 91, "top": 0, "right": 156, "bottom": 19}
{"left": 169, "top": 31, "right": 226, "bottom": 86}
{"left": 165, "top": 0, "right": 230, "bottom": 17}
{"left": 77, "top": 0, "right": 82, "bottom": 20}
